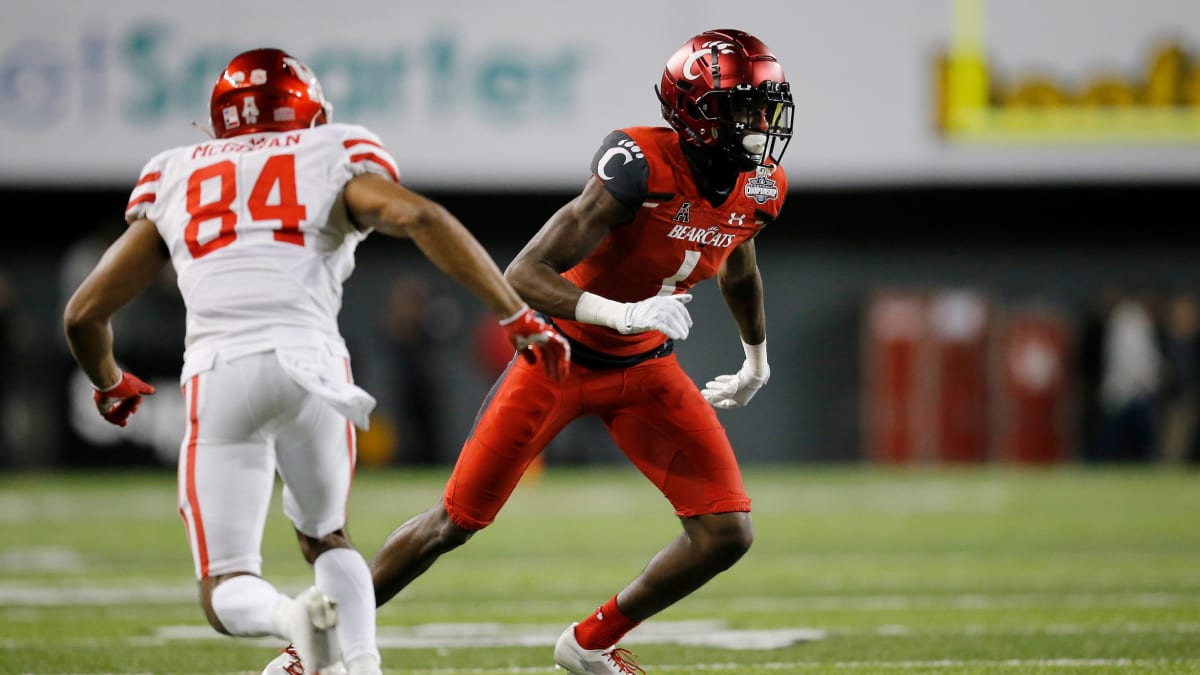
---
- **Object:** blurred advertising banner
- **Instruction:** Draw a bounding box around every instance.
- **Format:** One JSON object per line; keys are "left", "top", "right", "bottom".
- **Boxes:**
{"left": 938, "top": 0, "right": 1200, "bottom": 145}
{"left": 864, "top": 289, "right": 1073, "bottom": 465}
{"left": 1, "top": 0, "right": 1198, "bottom": 190}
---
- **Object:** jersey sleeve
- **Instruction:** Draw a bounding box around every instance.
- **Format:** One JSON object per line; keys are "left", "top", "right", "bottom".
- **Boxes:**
{"left": 125, "top": 152, "right": 168, "bottom": 225}
{"left": 341, "top": 125, "right": 401, "bottom": 183}
{"left": 590, "top": 130, "right": 649, "bottom": 210}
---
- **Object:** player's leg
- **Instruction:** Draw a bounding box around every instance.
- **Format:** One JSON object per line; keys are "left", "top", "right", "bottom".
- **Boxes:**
{"left": 274, "top": 347, "right": 379, "bottom": 675}
{"left": 555, "top": 355, "right": 752, "bottom": 673}
{"left": 371, "top": 357, "right": 579, "bottom": 605}
{"left": 178, "top": 356, "right": 293, "bottom": 641}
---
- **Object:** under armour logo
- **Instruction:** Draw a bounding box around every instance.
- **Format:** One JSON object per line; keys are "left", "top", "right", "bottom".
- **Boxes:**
{"left": 728, "top": 212, "right": 746, "bottom": 226}
{"left": 596, "top": 609, "right": 605, "bottom": 621}
{"left": 672, "top": 202, "right": 692, "bottom": 223}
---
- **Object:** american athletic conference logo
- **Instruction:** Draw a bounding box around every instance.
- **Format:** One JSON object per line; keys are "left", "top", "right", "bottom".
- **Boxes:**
{"left": 744, "top": 175, "right": 779, "bottom": 204}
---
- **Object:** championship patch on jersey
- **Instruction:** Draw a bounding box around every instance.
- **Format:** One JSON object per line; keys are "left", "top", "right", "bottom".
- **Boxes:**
{"left": 744, "top": 175, "right": 780, "bottom": 204}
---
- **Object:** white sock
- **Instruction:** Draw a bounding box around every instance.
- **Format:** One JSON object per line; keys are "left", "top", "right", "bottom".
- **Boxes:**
{"left": 210, "top": 575, "right": 291, "bottom": 638}
{"left": 314, "top": 547, "right": 380, "bottom": 667}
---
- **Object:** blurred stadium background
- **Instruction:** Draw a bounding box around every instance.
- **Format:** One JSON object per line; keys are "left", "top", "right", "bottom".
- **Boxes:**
{"left": 3, "top": 0, "right": 1200, "bottom": 471}
{"left": 2, "top": 0, "right": 1198, "bottom": 672}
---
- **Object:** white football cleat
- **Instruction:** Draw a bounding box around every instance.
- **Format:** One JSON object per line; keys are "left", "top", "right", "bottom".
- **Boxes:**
{"left": 553, "top": 622, "right": 645, "bottom": 674}
{"left": 261, "top": 643, "right": 348, "bottom": 675}
{"left": 261, "top": 645, "right": 304, "bottom": 675}
{"left": 283, "top": 586, "right": 341, "bottom": 673}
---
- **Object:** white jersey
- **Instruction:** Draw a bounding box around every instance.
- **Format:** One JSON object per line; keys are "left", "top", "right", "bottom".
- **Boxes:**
{"left": 125, "top": 123, "right": 399, "bottom": 382}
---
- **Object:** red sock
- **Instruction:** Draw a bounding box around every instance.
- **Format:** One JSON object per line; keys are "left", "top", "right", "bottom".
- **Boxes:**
{"left": 573, "top": 595, "right": 639, "bottom": 650}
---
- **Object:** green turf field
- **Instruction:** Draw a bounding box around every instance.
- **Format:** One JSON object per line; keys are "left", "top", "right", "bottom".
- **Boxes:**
{"left": 1, "top": 465, "right": 1197, "bottom": 674}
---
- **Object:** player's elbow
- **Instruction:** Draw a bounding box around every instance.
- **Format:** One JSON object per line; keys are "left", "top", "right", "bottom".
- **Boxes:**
{"left": 63, "top": 293, "right": 108, "bottom": 341}
{"left": 503, "top": 258, "right": 544, "bottom": 302}
{"left": 377, "top": 195, "right": 453, "bottom": 241}
{"left": 503, "top": 260, "right": 529, "bottom": 293}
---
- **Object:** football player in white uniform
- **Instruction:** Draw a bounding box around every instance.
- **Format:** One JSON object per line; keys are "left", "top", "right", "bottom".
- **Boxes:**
{"left": 63, "top": 47, "right": 570, "bottom": 675}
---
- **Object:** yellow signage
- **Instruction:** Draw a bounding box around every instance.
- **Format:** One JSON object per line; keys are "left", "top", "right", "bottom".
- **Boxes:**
{"left": 937, "top": 0, "right": 1200, "bottom": 143}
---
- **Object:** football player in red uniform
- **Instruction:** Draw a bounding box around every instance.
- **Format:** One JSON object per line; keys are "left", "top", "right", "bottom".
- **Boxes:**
{"left": 363, "top": 28, "right": 792, "bottom": 674}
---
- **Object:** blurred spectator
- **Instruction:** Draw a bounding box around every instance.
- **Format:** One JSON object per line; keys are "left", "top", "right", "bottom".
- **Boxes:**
{"left": 1077, "top": 288, "right": 1118, "bottom": 462}
{"left": 380, "top": 274, "right": 461, "bottom": 465}
{"left": 1088, "top": 293, "right": 1164, "bottom": 463}
{"left": 1158, "top": 292, "right": 1200, "bottom": 464}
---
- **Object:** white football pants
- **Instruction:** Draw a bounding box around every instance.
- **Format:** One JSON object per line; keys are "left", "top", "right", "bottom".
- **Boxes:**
{"left": 176, "top": 348, "right": 359, "bottom": 579}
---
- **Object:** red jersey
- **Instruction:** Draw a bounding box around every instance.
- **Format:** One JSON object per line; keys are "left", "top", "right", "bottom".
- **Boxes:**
{"left": 557, "top": 126, "right": 788, "bottom": 356}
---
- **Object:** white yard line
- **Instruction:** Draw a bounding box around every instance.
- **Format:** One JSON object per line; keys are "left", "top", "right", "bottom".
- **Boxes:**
{"left": 147, "top": 621, "right": 823, "bottom": 649}
{"left": 6, "top": 619, "right": 1198, "bottom": 651}
{"left": 20, "top": 659, "right": 1200, "bottom": 675}
{"left": 3, "top": 583, "right": 1197, "bottom": 610}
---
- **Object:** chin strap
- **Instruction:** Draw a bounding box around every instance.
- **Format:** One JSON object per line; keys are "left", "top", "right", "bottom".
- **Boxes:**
{"left": 680, "top": 144, "right": 743, "bottom": 202}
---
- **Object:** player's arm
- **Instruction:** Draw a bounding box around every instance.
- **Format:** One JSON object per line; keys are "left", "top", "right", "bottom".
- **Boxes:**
{"left": 504, "top": 176, "right": 630, "bottom": 318}
{"left": 344, "top": 173, "right": 525, "bottom": 318}
{"left": 343, "top": 173, "right": 569, "bottom": 379}
{"left": 718, "top": 239, "right": 766, "bottom": 345}
{"left": 507, "top": 176, "right": 693, "bottom": 340}
{"left": 702, "top": 239, "right": 770, "bottom": 409}
{"left": 63, "top": 218, "right": 168, "bottom": 389}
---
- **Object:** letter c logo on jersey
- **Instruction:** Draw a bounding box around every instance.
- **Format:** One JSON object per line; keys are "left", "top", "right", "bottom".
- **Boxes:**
{"left": 597, "top": 139, "right": 644, "bottom": 181}
{"left": 684, "top": 41, "right": 737, "bottom": 81}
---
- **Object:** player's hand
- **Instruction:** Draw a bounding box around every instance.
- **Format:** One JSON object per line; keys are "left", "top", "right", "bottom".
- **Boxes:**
{"left": 93, "top": 371, "right": 156, "bottom": 427}
{"left": 501, "top": 306, "right": 571, "bottom": 381}
{"left": 621, "top": 294, "right": 693, "bottom": 340}
{"left": 702, "top": 340, "right": 770, "bottom": 409}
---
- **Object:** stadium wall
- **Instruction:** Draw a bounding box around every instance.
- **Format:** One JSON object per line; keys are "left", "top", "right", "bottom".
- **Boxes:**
{"left": 1, "top": 184, "right": 1196, "bottom": 469}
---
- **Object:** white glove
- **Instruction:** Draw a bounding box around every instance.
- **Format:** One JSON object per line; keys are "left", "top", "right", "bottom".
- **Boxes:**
{"left": 622, "top": 294, "right": 693, "bottom": 339}
{"left": 702, "top": 339, "right": 770, "bottom": 409}
{"left": 575, "top": 292, "right": 693, "bottom": 340}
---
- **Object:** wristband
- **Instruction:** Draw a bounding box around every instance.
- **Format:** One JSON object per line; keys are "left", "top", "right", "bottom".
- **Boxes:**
{"left": 498, "top": 304, "right": 531, "bottom": 326}
{"left": 94, "top": 371, "right": 125, "bottom": 393}
{"left": 575, "top": 292, "right": 629, "bottom": 331}
{"left": 742, "top": 338, "right": 768, "bottom": 378}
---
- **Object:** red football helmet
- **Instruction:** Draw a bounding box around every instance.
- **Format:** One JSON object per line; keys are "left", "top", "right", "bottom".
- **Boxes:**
{"left": 656, "top": 29, "right": 793, "bottom": 171}
{"left": 209, "top": 48, "right": 333, "bottom": 139}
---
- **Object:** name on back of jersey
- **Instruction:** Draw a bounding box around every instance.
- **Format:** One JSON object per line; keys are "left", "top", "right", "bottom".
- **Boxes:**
{"left": 192, "top": 133, "right": 303, "bottom": 158}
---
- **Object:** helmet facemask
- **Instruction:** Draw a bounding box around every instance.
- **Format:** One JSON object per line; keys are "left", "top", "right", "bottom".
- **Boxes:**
{"left": 694, "top": 81, "right": 793, "bottom": 172}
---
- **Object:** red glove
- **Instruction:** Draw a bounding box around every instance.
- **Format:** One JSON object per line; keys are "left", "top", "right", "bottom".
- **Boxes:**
{"left": 500, "top": 306, "right": 571, "bottom": 381}
{"left": 93, "top": 371, "right": 156, "bottom": 427}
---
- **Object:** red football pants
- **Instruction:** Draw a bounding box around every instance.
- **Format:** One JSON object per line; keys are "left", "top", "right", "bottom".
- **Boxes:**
{"left": 444, "top": 353, "right": 751, "bottom": 530}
